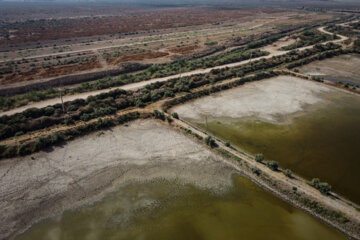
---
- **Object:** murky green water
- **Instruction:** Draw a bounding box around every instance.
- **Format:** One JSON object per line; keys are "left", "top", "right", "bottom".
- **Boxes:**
{"left": 16, "top": 175, "right": 346, "bottom": 240}
{"left": 195, "top": 94, "right": 360, "bottom": 204}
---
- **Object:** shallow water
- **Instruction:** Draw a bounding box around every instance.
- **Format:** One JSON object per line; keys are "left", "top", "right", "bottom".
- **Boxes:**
{"left": 16, "top": 175, "right": 346, "bottom": 240}
{"left": 195, "top": 94, "right": 360, "bottom": 204}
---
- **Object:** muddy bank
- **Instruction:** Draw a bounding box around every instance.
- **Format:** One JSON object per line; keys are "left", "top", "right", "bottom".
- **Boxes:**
{"left": 172, "top": 76, "right": 333, "bottom": 123}
{"left": 0, "top": 120, "right": 236, "bottom": 240}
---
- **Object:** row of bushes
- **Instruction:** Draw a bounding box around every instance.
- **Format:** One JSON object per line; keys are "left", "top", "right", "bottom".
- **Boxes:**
{"left": 280, "top": 29, "right": 339, "bottom": 51}
{"left": 286, "top": 46, "right": 348, "bottom": 69}
{"left": 0, "top": 111, "right": 150, "bottom": 159}
{"left": 0, "top": 42, "right": 349, "bottom": 141}
{"left": 0, "top": 46, "right": 268, "bottom": 111}
{"left": 254, "top": 153, "right": 292, "bottom": 178}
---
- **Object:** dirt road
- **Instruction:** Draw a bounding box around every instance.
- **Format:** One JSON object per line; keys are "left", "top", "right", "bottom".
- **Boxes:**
{"left": 0, "top": 27, "right": 348, "bottom": 117}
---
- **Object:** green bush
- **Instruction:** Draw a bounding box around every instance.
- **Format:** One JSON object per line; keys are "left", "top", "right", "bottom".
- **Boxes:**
{"left": 255, "top": 153, "right": 264, "bottom": 162}
{"left": 80, "top": 113, "right": 91, "bottom": 122}
{"left": 251, "top": 167, "right": 261, "bottom": 176}
{"left": 308, "top": 178, "right": 332, "bottom": 194}
{"left": 171, "top": 112, "right": 179, "bottom": 119}
{"left": 17, "top": 144, "right": 31, "bottom": 156}
{"left": 64, "top": 116, "right": 75, "bottom": 125}
{"left": 266, "top": 160, "right": 279, "bottom": 171}
{"left": 153, "top": 110, "right": 165, "bottom": 121}
{"left": 283, "top": 169, "right": 292, "bottom": 178}
{"left": 15, "top": 131, "right": 24, "bottom": 137}
{"left": 205, "top": 136, "right": 217, "bottom": 148}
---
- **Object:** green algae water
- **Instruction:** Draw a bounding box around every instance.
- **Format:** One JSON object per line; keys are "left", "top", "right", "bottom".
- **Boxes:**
{"left": 16, "top": 175, "right": 345, "bottom": 240}
{"left": 195, "top": 94, "right": 360, "bottom": 204}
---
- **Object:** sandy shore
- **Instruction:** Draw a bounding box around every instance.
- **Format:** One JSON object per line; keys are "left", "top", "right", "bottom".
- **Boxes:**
{"left": 172, "top": 75, "right": 335, "bottom": 122}
{"left": 0, "top": 120, "right": 236, "bottom": 240}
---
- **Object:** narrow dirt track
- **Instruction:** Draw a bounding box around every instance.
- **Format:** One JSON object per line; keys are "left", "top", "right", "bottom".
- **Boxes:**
{"left": 0, "top": 27, "right": 348, "bottom": 117}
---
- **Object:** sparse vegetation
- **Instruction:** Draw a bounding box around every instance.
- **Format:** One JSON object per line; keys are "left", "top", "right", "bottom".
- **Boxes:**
{"left": 308, "top": 178, "right": 332, "bottom": 195}
{"left": 266, "top": 160, "right": 279, "bottom": 171}
{"left": 204, "top": 136, "right": 217, "bottom": 148}
{"left": 255, "top": 153, "right": 264, "bottom": 162}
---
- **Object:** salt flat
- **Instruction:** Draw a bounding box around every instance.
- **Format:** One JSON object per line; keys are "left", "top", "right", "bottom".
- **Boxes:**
{"left": 173, "top": 76, "right": 334, "bottom": 122}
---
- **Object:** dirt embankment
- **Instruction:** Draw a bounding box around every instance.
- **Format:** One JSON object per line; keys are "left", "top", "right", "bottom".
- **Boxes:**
{"left": 1, "top": 61, "right": 102, "bottom": 85}
{"left": 0, "top": 63, "right": 150, "bottom": 97}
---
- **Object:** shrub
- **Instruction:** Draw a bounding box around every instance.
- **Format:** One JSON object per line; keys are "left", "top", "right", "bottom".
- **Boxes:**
{"left": 64, "top": 116, "right": 75, "bottom": 125}
{"left": 3, "top": 146, "right": 16, "bottom": 158}
{"left": 44, "top": 106, "right": 55, "bottom": 116}
{"left": 266, "top": 160, "right": 279, "bottom": 171}
{"left": 80, "top": 113, "right": 91, "bottom": 122}
{"left": 251, "top": 167, "right": 261, "bottom": 176}
{"left": 17, "top": 144, "right": 30, "bottom": 156}
{"left": 50, "top": 132, "right": 62, "bottom": 143}
{"left": 153, "top": 110, "right": 165, "bottom": 121}
{"left": 283, "top": 169, "right": 292, "bottom": 178}
{"left": 166, "top": 116, "right": 173, "bottom": 123}
{"left": 135, "top": 98, "right": 145, "bottom": 108}
{"left": 164, "top": 90, "right": 175, "bottom": 98}
{"left": 53, "top": 108, "right": 62, "bottom": 117}
{"left": 171, "top": 112, "right": 179, "bottom": 119}
{"left": 15, "top": 131, "right": 24, "bottom": 137}
{"left": 308, "top": 178, "right": 332, "bottom": 194}
{"left": 255, "top": 153, "right": 264, "bottom": 163}
{"left": 205, "top": 136, "right": 217, "bottom": 148}
{"left": 67, "top": 105, "right": 77, "bottom": 111}
{"left": 33, "top": 136, "right": 48, "bottom": 151}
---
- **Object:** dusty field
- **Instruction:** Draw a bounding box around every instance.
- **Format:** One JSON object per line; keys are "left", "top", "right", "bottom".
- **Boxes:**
{"left": 0, "top": 7, "right": 275, "bottom": 45}
{"left": 172, "top": 76, "right": 334, "bottom": 122}
{"left": 298, "top": 54, "right": 360, "bottom": 85}
{"left": 0, "top": 120, "right": 236, "bottom": 240}
{"left": 0, "top": 7, "right": 334, "bottom": 86}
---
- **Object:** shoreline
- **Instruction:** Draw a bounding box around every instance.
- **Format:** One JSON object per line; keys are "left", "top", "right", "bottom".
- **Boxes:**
{"left": 1, "top": 118, "right": 359, "bottom": 240}
{"left": 170, "top": 117, "right": 360, "bottom": 240}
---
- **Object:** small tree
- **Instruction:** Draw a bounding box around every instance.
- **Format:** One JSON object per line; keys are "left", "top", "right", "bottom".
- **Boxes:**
{"left": 266, "top": 160, "right": 279, "bottom": 171}
{"left": 255, "top": 153, "right": 264, "bottom": 163}
{"left": 309, "top": 178, "right": 320, "bottom": 188}
{"left": 318, "top": 182, "right": 332, "bottom": 195}
{"left": 171, "top": 112, "right": 179, "bottom": 119}
{"left": 309, "top": 178, "right": 331, "bottom": 195}
{"left": 205, "top": 136, "right": 217, "bottom": 148}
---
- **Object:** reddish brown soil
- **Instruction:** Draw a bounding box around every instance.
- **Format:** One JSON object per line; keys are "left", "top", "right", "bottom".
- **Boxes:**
{"left": 0, "top": 61, "right": 101, "bottom": 84}
{"left": 0, "top": 7, "right": 281, "bottom": 45}
{"left": 108, "top": 52, "right": 169, "bottom": 65}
